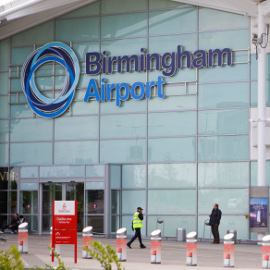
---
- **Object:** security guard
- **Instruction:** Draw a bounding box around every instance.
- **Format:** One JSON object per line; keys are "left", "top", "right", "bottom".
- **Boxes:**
{"left": 127, "top": 207, "right": 146, "bottom": 249}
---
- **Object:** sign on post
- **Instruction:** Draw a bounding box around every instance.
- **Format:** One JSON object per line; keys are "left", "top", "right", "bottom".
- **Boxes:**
{"left": 52, "top": 201, "right": 77, "bottom": 263}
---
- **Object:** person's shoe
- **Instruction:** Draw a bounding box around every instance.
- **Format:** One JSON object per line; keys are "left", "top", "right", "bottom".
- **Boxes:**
{"left": 0, "top": 231, "right": 3, "bottom": 234}
{"left": 127, "top": 243, "right": 132, "bottom": 249}
{"left": 140, "top": 244, "right": 146, "bottom": 248}
{"left": 11, "top": 231, "right": 14, "bottom": 234}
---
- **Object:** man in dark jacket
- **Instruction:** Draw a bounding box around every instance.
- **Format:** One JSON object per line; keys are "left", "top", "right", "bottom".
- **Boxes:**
{"left": 2, "top": 213, "right": 20, "bottom": 234}
{"left": 209, "top": 203, "right": 222, "bottom": 244}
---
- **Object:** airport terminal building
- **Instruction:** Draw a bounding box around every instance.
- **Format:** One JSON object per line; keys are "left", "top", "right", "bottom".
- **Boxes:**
{"left": 0, "top": 0, "right": 269, "bottom": 240}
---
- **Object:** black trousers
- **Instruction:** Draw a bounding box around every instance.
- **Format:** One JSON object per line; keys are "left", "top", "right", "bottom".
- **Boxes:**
{"left": 128, "top": 228, "right": 143, "bottom": 246}
{"left": 211, "top": 224, "right": 220, "bottom": 243}
{"left": 2, "top": 223, "right": 18, "bottom": 233}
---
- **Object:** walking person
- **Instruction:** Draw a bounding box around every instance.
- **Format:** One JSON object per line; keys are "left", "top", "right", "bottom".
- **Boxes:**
{"left": 209, "top": 203, "right": 222, "bottom": 244}
{"left": 127, "top": 207, "right": 146, "bottom": 249}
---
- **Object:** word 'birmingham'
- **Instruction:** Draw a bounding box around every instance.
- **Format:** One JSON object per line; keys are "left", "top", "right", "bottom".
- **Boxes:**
{"left": 85, "top": 45, "right": 233, "bottom": 77}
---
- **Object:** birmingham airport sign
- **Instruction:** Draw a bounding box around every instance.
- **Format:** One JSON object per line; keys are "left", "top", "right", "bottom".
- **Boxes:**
{"left": 21, "top": 42, "right": 232, "bottom": 118}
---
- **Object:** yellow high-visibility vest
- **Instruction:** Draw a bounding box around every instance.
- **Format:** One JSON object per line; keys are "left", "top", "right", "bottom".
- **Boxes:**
{"left": 133, "top": 211, "right": 143, "bottom": 229}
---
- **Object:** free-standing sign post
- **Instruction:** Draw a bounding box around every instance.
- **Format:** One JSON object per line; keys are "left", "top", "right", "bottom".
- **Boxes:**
{"left": 52, "top": 201, "right": 77, "bottom": 263}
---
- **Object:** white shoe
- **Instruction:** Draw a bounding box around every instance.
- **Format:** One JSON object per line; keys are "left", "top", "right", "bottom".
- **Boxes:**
{"left": 0, "top": 231, "right": 3, "bottom": 234}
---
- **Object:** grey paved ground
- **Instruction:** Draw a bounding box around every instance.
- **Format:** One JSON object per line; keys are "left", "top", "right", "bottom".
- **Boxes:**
{"left": 0, "top": 234, "right": 263, "bottom": 269}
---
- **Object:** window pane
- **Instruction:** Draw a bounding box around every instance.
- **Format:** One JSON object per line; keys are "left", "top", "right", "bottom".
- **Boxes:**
{"left": 56, "top": 18, "right": 99, "bottom": 42}
{"left": 198, "top": 82, "right": 249, "bottom": 109}
{"left": 101, "top": 139, "right": 146, "bottom": 163}
{"left": 198, "top": 162, "right": 249, "bottom": 187}
{"left": 54, "top": 141, "right": 98, "bottom": 164}
{"left": 0, "top": 144, "right": 8, "bottom": 167}
{"left": 102, "top": 0, "right": 147, "bottom": 14}
{"left": 0, "top": 192, "right": 7, "bottom": 213}
{"left": 0, "top": 39, "right": 10, "bottom": 70}
{"left": 55, "top": 116, "right": 99, "bottom": 140}
{"left": 10, "top": 143, "right": 52, "bottom": 166}
{"left": 20, "top": 183, "right": 38, "bottom": 190}
{"left": 10, "top": 119, "right": 53, "bottom": 142}
{"left": 148, "top": 95, "right": 196, "bottom": 111}
{"left": 0, "top": 96, "right": 9, "bottom": 118}
{"left": 148, "top": 137, "right": 195, "bottom": 162}
{"left": 11, "top": 104, "right": 33, "bottom": 118}
{"left": 111, "top": 165, "right": 121, "bottom": 189}
{"left": 112, "top": 190, "right": 120, "bottom": 214}
{"left": 101, "top": 13, "right": 147, "bottom": 39}
{"left": 101, "top": 114, "right": 146, "bottom": 139}
{"left": 199, "top": 30, "right": 249, "bottom": 51}
{"left": 122, "top": 190, "right": 146, "bottom": 214}
{"left": 147, "top": 216, "right": 196, "bottom": 237}
{"left": 20, "top": 167, "right": 38, "bottom": 178}
{"left": 20, "top": 190, "right": 38, "bottom": 214}
{"left": 72, "top": 42, "right": 99, "bottom": 61}
{"left": 149, "top": 8, "right": 197, "bottom": 35}
{"left": 11, "top": 191, "right": 17, "bottom": 213}
{"left": 198, "top": 109, "right": 249, "bottom": 135}
{"left": 11, "top": 47, "right": 33, "bottom": 66}
{"left": 199, "top": 8, "right": 249, "bottom": 31}
{"left": 0, "top": 120, "right": 9, "bottom": 142}
{"left": 198, "top": 135, "right": 249, "bottom": 161}
{"left": 40, "top": 166, "right": 84, "bottom": 178}
{"left": 198, "top": 189, "right": 249, "bottom": 214}
{"left": 86, "top": 216, "right": 104, "bottom": 233}
{"left": 86, "top": 190, "right": 104, "bottom": 214}
{"left": 148, "top": 163, "right": 196, "bottom": 188}
{"left": 86, "top": 182, "right": 105, "bottom": 190}
{"left": 111, "top": 215, "right": 120, "bottom": 233}
{"left": 101, "top": 98, "right": 147, "bottom": 114}
{"left": 86, "top": 165, "right": 105, "bottom": 178}
{"left": 122, "top": 165, "right": 146, "bottom": 188}
{"left": 0, "top": 72, "right": 9, "bottom": 94}
{"left": 102, "top": 38, "right": 146, "bottom": 56}
{"left": 12, "top": 21, "right": 54, "bottom": 46}
{"left": 149, "top": 111, "right": 196, "bottom": 137}
{"left": 148, "top": 190, "right": 196, "bottom": 214}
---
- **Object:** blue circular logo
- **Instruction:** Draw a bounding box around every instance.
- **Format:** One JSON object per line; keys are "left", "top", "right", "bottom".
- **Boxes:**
{"left": 21, "top": 42, "right": 80, "bottom": 118}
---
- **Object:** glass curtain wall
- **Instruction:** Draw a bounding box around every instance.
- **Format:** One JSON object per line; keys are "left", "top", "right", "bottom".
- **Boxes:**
{"left": 0, "top": 0, "right": 264, "bottom": 239}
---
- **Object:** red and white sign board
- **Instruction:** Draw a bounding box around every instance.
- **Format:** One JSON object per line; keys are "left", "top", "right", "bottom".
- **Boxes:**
{"left": 52, "top": 201, "right": 77, "bottom": 263}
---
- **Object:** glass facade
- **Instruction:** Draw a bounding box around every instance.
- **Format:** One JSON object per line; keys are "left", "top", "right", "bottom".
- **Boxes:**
{"left": 0, "top": 0, "right": 263, "bottom": 239}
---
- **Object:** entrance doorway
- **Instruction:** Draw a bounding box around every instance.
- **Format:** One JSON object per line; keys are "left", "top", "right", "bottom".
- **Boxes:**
{"left": 41, "top": 182, "right": 84, "bottom": 233}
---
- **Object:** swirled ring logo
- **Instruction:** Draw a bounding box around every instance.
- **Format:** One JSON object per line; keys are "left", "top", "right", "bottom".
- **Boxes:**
{"left": 21, "top": 42, "right": 80, "bottom": 118}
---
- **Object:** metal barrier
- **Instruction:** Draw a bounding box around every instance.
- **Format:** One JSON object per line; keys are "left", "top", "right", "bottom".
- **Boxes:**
{"left": 82, "top": 226, "right": 93, "bottom": 259}
{"left": 116, "top": 228, "right": 127, "bottom": 261}
{"left": 151, "top": 229, "right": 161, "bottom": 264}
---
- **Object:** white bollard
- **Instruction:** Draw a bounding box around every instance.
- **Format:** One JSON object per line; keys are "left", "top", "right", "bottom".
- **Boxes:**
{"left": 151, "top": 229, "right": 161, "bottom": 264}
{"left": 186, "top": 231, "right": 197, "bottom": 266}
{"left": 18, "top": 223, "right": 28, "bottom": 253}
{"left": 116, "top": 228, "right": 127, "bottom": 261}
{"left": 50, "top": 226, "right": 60, "bottom": 256}
{"left": 224, "top": 233, "right": 234, "bottom": 267}
{"left": 262, "top": 235, "right": 270, "bottom": 268}
{"left": 82, "top": 226, "right": 93, "bottom": 259}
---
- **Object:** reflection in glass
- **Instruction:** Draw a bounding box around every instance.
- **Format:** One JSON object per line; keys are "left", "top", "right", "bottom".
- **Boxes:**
{"left": 111, "top": 190, "right": 120, "bottom": 214}
{"left": 111, "top": 215, "right": 120, "bottom": 233}
{"left": 67, "top": 183, "right": 84, "bottom": 232}
{"left": 0, "top": 168, "right": 8, "bottom": 190}
{"left": 11, "top": 191, "right": 17, "bottom": 213}
{"left": 20, "top": 191, "right": 38, "bottom": 214}
{"left": 42, "top": 183, "right": 62, "bottom": 232}
{"left": 0, "top": 192, "right": 7, "bottom": 213}
{"left": 86, "top": 216, "right": 104, "bottom": 233}
{"left": 86, "top": 190, "right": 104, "bottom": 214}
